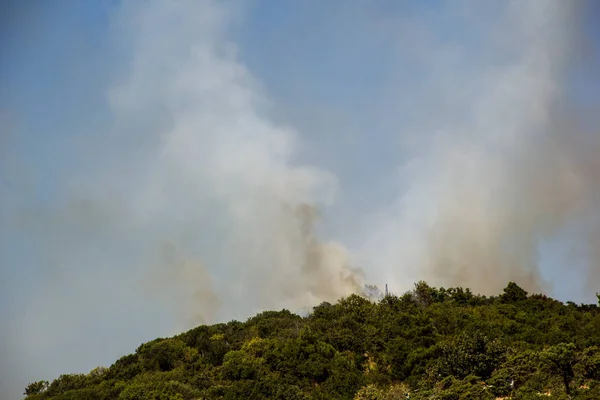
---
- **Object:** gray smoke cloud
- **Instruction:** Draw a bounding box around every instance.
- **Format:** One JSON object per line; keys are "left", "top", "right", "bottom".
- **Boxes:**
{"left": 359, "top": 0, "right": 600, "bottom": 298}
{"left": 62, "top": 0, "right": 362, "bottom": 323}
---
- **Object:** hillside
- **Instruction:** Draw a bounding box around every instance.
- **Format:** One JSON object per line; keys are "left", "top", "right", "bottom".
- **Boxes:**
{"left": 24, "top": 282, "right": 600, "bottom": 400}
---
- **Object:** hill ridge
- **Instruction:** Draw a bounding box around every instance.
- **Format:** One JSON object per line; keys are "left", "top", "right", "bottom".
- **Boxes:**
{"left": 24, "top": 282, "right": 600, "bottom": 399}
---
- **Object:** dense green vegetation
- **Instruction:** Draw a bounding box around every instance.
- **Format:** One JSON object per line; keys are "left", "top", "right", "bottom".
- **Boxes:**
{"left": 25, "top": 282, "right": 600, "bottom": 399}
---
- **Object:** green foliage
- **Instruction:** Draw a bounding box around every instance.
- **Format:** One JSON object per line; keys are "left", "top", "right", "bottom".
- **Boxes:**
{"left": 137, "top": 339, "right": 194, "bottom": 372}
{"left": 437, "top": 331, "right": 505, "bottom": 380}
{"left": 24, "top": 381, "right": 49, "bottom": 396}
{"left": 117, "top": 378, "right": 199, "bottom": 400}
{"left": 354, "top": 384, "right": 384, "bottom": 400}
{"left": 221, "top": 350, "right": 264, "bottom": 380}
{"left": 501, "top": 281, "right": 529, "bottom": 303}
{"left": 45, "top": 374, "right": 88, "bottom": 397}
{"left": 24, "top": 282, "right": 600, "bottom": 400}
{"left": 540, "top": 342, "right": 578, "bottom": 395}
{"left": 580, "top": 346, "right": 600, "bottom": 380}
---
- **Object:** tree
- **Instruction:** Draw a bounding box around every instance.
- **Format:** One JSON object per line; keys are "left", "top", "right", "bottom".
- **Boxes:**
{"left": 447, "top": 287, "right": 473, "bottom": 305}
{"left": 437, "top": 331, "right": 505, "bottom": 380}
{"left": 540, "top": 343, "right": 578, "bottom": 395}
{"left": 45, "top": 374, "right": 87, "bottom": 396}
{"left": 136, "top": 339, "right": 193, "bottom": 372}
{"left": 500, "top": 282, "right": 528, "bottom": 303}
{"left": 413, "top": 281, "right": 433, "bottom": 306}
{"left": 221, "top": 350, "right": 264, "bottom": 380}
{"left": 24, "top": 381, "right": 48, "bottom": 396}
{"left": 580, "top": 346, "right": 600, "bottom": 380}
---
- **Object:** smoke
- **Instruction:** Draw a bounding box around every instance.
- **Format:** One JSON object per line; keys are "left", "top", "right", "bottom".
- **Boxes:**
{"left": 360, "top": 0, "right": 600, "bottom": 297}
{"left": 145, "top": 239, "right": 220, "bottom": 328}
{"left": 64, "top": 0, "right": 362, "bottom": 323}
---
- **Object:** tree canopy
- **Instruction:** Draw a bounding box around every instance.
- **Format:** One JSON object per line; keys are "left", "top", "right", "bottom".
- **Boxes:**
{"left": 24, "top": 282, "right": 600, "bottom": 399}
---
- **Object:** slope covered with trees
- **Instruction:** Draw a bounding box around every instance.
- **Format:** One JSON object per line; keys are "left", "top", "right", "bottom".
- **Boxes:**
{"left": 24, "top": 282, "right": 600, "bottom": 400}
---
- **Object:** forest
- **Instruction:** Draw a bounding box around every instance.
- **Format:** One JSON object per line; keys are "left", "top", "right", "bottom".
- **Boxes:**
{"left": 23, "top": 282, "right": 600, "bottom": 400}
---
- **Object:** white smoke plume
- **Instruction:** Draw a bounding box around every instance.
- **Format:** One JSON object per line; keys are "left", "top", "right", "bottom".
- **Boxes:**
{"left": 71, "top": 0, "right": 362, "bottom": 323}
{"left": 358, "top": 0, "right": 600, "bottom": 298}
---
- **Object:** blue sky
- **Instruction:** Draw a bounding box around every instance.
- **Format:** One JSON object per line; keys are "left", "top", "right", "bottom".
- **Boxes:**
{"left": 2, "top": 1, "right": 600, "bottom": 398}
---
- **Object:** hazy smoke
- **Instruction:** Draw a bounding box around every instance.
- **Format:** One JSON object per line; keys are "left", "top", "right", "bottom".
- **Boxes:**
{"left": 100, "top": 0, "right": 362, "bottom": 323}
{"left": 5, "top": 0, "right": 598, "bottom": 325}
{"left": 146, "top": 240, "right": 220, "bottom": 328}
{"left": 293, "top": 203, "right": 364, "bottom": 302}
{"left": 361, "top": 0, "right": 600, "bottom": 297}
